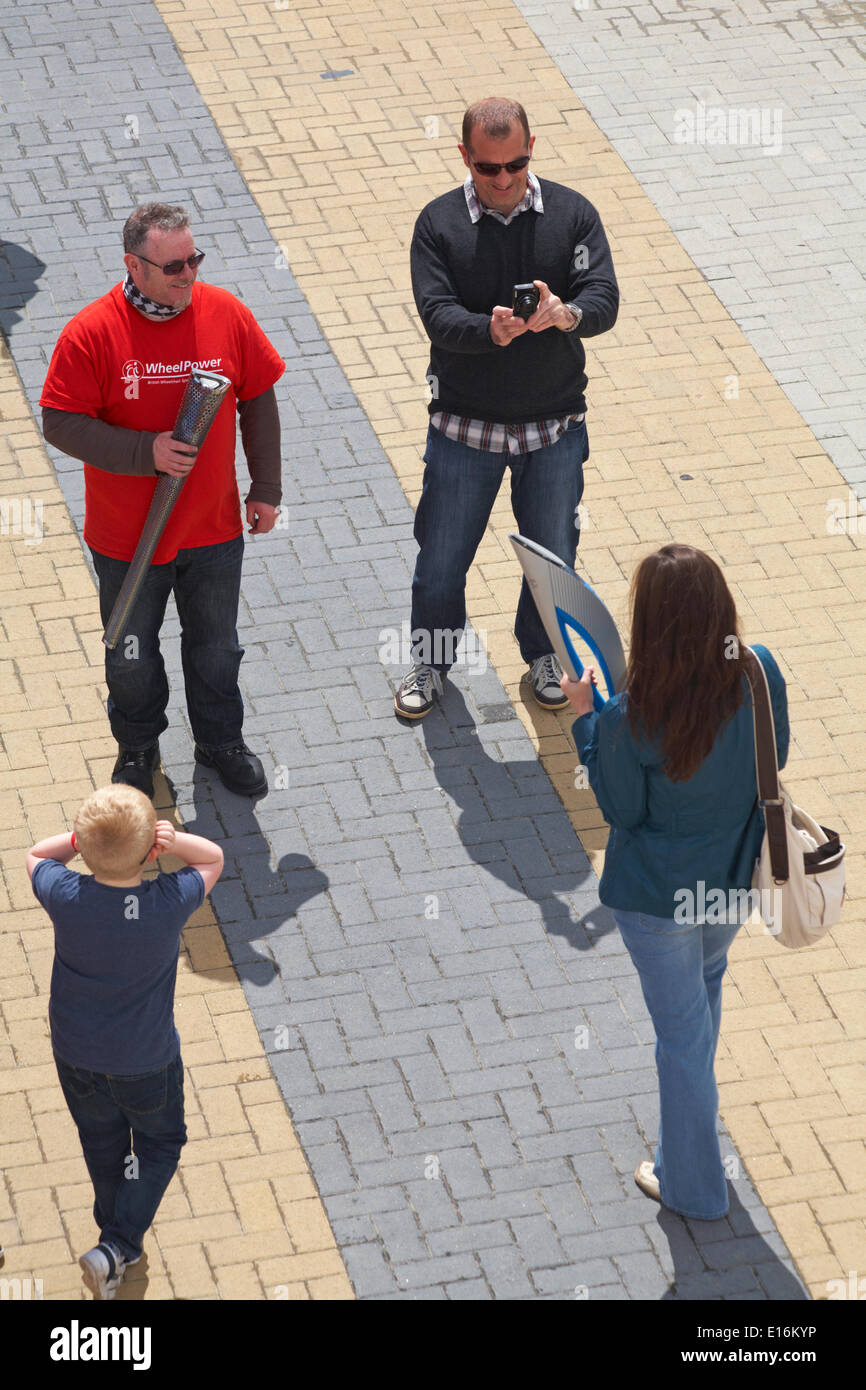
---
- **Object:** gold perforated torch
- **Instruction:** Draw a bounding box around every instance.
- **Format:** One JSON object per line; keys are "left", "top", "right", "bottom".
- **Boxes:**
{"left": 102, "top": 370, "right": 232, "bottom": 649}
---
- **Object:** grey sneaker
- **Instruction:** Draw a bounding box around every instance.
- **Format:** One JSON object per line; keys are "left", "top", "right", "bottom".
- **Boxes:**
{"left": 529, "top": 653, "right": 569, "bottom": 709}
{"left": 394, "top": 664, "right": 444, "bottom": 720}
{"left": 79, "top": 1242, "right": 129, "bottom": 1300}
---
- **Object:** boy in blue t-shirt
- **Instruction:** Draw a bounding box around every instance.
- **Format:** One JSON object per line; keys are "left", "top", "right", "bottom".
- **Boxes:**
{"left": 27, "top": 784, "right": 223, "bottom": 1300}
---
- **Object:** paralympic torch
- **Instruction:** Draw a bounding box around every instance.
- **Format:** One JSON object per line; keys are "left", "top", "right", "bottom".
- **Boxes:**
{"left": 102, "top": 370, "right": 232, "bottom": 650}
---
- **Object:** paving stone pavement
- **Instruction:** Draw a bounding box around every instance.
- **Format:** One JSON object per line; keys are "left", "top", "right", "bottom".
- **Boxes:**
{"left": 0, "top": 353, "right": 354, "bottom": 1300}
{"left": 0, "top": 0, "right": 853, "bottom": 1300}
{"left": 154, "top": 0, "right": 866, "bottom": 1299}
{"left": 515, "top": 0, "right": 866, "bottom": 494}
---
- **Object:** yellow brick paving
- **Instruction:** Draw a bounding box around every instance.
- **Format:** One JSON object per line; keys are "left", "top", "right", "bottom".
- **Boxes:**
{"left": 0, "top": 350, "right": 353, "bottom": 1299}
{"left": 2, "top": 0, "right": 863, "bottom": 1304}
{"left": 144, "top": 0, "right": 866, "bottom": 1297}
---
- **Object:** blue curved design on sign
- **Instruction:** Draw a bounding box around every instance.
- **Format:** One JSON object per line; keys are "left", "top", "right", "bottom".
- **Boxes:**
{"left": 555, "top": 606, "right": 615, "bottom": 712}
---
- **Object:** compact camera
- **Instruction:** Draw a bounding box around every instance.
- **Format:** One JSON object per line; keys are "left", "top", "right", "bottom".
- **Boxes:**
{"left": 512, "top": 283, "right": 540, "bottom": 321}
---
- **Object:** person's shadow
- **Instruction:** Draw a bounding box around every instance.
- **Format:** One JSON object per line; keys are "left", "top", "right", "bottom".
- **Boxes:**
{"left": 0, "top": 240, "right": 47, "bottom": 343}
{"left": 658, "top": 1188, "right": 809, "bottom": 1299}
{"left": 416, "top": 676, "right": 617, "bottom": 949}
{"left": 151, "top": 759, "right": 330, "bottom": 990}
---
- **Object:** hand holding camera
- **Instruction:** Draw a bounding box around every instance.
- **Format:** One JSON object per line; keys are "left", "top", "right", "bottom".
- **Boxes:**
{"left": 490, "top": 303, "right": 530, "bottom": 346}
{"left": 491, "top": 280, "right": 575, "bottom": 345}
{"left": 524, "top": 280, "right": 576, "bottom": 332}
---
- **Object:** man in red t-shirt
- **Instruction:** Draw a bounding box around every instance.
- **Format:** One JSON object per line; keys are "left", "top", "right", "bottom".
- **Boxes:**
{"left": 40, "top": 203, "right": 286, "bottom": 798}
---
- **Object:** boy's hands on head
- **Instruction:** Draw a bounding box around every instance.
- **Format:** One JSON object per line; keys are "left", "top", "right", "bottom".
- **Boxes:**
{"left": 26, "top": 831, "right": 77, "bottom": 880}
{"left": 152, "top": 821, "right": 176, "bottom": 857}
{"left": 168, "top": 830, "right": 224, "bottom": 896}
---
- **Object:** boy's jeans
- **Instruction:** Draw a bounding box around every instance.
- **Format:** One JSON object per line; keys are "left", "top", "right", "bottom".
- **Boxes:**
{"left": 612, "top": 910, "right": 742, "bottom": 1220}
{"left": 54, "top": 1050, "right": 187, "bottom": 1264}
{"left": 410, "top": 419, "right": 588, "bottom": 671}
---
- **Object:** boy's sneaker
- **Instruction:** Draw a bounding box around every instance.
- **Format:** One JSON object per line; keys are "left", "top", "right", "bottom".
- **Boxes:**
{"left": 79, "top": 1242, "right": 129, "bottom": 1300}
{"left": 394, "top": 664, "right": 444, "bottom": 720}
{"left": 529, "top": 654, "right": 569, "bottom": 710}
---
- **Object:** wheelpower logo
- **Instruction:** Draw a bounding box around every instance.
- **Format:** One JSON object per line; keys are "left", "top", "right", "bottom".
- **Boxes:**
{"left": 49, "top": 1320, "right": 151, "bottom": 1370}
{"left": 121, "top": 357, "right": 224, "bottom": 385}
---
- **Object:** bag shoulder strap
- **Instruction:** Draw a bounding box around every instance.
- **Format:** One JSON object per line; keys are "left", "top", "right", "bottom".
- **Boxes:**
{"left": 742, "top": 647, "right": 789, "bottom": 883}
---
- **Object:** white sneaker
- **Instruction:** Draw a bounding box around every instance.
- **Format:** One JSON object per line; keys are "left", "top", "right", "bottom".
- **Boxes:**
{"left": 394, "top": 664, "right": 444, "bottom": 719}
{"left": 79, "top": 1242, "right": 129, "bottom": 1299}
{"left": 529, "top": 653, "right": 569, "bottom": 709}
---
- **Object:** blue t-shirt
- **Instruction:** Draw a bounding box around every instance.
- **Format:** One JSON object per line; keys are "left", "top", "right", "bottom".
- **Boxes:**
{"left": 32, "top": 859, "right": 205, "bottom": 1075}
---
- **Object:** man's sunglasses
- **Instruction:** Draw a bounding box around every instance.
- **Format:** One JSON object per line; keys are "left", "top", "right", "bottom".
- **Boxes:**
{"left": 470, "top": 154, "right": 531, "bottom": 177}
{"left": 135, "top": 249, "right": 206, "bottom": 276}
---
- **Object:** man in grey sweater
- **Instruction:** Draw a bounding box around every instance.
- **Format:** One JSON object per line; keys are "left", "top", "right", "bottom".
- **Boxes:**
{"left": 397, "top": 97, "right": 618, "bottom": 720}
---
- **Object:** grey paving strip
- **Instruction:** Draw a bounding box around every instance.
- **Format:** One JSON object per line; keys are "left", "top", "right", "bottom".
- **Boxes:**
{"left": 516, "top": 0, "right": 866, "bottom": 498}
{"left": 0, "top": 0, "right": 808, "bottom": 1299}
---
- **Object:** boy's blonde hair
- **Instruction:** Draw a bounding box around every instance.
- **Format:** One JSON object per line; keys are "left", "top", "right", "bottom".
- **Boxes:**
{"left": 74, "top": 785, "right": 156, "bottom": 877}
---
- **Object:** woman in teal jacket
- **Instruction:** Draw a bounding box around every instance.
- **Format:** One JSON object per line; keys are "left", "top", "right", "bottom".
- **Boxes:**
{"left": 562, "top": 544, "right": 788, "bottom": 1220}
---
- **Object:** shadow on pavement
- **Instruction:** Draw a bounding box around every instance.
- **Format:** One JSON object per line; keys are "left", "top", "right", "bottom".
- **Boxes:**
{"left": 658, "top": 1186, "right": 809, "bottom": 1300}
{"left": 419, "top": 678, "right": 616, "bottom": 949}
{"left": 0, "top": 240, "right": 46, "bottom": 342}
{"left": 116, "top": 1252, "right": 150, "bottom": 1302}
{"left": 154, "top": 762, "right": 329, "bottom": 988}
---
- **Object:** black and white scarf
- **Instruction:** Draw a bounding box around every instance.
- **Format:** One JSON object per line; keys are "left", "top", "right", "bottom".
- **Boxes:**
{"left": 123, "top": 270, "right": 188, "bottom": 320}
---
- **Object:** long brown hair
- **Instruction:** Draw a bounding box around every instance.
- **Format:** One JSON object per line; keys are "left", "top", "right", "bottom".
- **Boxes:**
{"left": 625, "top": 545, "right": 745, "bottom": 782}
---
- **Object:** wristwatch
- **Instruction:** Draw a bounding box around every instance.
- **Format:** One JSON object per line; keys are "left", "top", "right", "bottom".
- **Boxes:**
{"left": 563, "top": 302, "right": 583, "bottom": 332}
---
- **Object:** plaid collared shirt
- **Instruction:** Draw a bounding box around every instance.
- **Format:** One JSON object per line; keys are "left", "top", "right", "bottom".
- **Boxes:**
{"left": 429, "top": 412, "right": 585, "bottom": 453}
{"left": 431, "top": 173, "right": 583, "bottom": 453}
{"left": 463, "top": 169, "right": 544, "bottom": 225}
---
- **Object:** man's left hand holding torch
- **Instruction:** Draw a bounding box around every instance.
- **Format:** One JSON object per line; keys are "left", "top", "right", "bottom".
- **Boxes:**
{"left": 153, "top": 431, "right": 198, "bottom": 479}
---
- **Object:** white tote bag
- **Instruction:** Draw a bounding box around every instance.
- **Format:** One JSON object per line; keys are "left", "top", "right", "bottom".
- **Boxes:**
{"left": 744, "top": 650, "right": 846, "bottom": 949}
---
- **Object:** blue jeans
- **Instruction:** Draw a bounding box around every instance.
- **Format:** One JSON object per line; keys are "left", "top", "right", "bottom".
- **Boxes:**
{"left": 54, "top": 1050, "right": 187, "bottom": 1264}
{"left": 91, "top": 534, "right": 245, "bottom": 752}
{"left": 612, "top": 910, "right": 742, "bottom": 1220}
{"left": 411, "top": 420, "right": 588, "bottom": 670}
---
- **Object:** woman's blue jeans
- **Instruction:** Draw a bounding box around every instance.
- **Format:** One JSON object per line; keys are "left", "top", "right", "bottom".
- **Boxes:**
{"left": 90, "top": 534, "right": 245, "bottom": 753}
{"left": 612, "top": 909, "right": 742, "bottom": 1220}
{"left": 54, "top": 1050, "right": 187, "bottom": 1264}
{"left": 411, "top": 420, "right": 588, "bottom": 670}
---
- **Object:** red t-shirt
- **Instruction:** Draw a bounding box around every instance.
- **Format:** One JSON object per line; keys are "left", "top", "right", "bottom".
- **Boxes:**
{"left": 40, "top": 282, "right": 285, "bottom": 562}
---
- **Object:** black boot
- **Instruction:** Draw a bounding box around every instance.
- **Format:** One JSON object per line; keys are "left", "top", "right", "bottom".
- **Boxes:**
{"left": 112, "top": 744, "right": 160, "bottom": 799}
{"left": 195, "top": 743, "right": 267, "bottom": 797}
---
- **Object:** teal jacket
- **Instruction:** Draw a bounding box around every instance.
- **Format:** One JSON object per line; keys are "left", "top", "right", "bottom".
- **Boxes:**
{"left": 572, "top": 645, "right": 789, "bottom": 918}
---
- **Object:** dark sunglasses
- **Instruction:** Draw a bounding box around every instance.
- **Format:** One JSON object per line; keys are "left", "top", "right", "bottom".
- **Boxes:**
{"left": 135, "top": 249, "right": 206, "bottom": 276}
{"left": 470, "top": 154, "right": 531, "bottom": 177}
